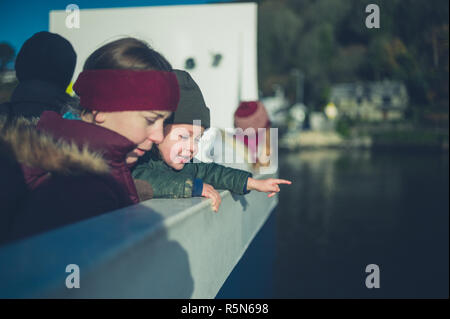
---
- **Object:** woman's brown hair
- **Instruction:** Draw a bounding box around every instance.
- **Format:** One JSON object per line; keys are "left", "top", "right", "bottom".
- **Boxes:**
{"left": 83, "top": 37, "right": 172, "bottom": 71}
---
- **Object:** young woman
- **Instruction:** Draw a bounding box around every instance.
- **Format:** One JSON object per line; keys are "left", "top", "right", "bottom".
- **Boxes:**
{"left": 6, "top": 38, "right": 179, "bottom": 242}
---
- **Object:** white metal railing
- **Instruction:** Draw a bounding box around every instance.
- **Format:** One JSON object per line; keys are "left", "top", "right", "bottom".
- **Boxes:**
{"left": 0, "top": 175, "right": 277, "bottom": 298}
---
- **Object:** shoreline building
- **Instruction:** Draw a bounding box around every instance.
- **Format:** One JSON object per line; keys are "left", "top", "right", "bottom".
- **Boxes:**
{"left": 330, "top": 80, "right": 409, "bottom": 121}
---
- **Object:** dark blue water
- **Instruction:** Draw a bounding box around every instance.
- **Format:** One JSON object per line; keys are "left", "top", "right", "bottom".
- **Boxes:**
{"left": 218, "top": 150, "right": 449, "bottom": 298}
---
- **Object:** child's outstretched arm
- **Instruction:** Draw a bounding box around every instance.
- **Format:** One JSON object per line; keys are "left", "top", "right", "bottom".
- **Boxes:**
{"left": 246, "top": 177, "right": 292, "bottom": 198}
{"left": 194, "top": 162, "right": 252, "bottom": 195}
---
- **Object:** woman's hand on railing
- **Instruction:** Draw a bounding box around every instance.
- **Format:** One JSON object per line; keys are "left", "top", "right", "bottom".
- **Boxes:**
{"left": 246, "top": 177, "right": 292, "bottom": 198}
{"left": 202, "top": 183, "right": 222, "bottom": 212}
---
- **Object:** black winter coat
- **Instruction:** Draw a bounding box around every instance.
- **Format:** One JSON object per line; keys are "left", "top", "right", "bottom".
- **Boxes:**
{"left": 0, "top": 80, "right": 77, "bottom": 120}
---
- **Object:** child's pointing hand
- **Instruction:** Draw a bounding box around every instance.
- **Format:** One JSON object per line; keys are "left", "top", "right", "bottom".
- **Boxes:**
{"left": 246, "top": 177, "right": 292, "bottom": 198}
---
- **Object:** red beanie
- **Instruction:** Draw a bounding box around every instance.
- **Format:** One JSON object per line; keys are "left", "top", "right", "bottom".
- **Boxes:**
{"left": 73, "top": 69, "right": 179, "bottom": 112}
{"left": 234, "top": 101, "right": 270, "bottom": 131}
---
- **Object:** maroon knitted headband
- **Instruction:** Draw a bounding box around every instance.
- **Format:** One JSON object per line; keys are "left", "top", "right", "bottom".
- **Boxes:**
{"left": 73, "top": 69, "right": 179, "bottom": 112}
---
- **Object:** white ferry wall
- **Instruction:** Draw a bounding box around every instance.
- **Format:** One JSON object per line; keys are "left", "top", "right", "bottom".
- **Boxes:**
{"left": 49, "top": 3, "right": 258, "bottom": 129}
{"left": 0, "top": 4, "right": 279, "bottom": 298}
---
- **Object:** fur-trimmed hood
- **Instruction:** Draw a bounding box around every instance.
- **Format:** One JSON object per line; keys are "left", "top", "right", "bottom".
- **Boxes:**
{"left": 1, "top": 111, "right": 140, "bottom": 204}
{"left": 0, "top": 116, "right": 109, "bottom": 175}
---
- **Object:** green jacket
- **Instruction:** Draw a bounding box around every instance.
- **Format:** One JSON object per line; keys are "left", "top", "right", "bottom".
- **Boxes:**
{"left": 132, "top": 152, "right": 252, "bottom": 199}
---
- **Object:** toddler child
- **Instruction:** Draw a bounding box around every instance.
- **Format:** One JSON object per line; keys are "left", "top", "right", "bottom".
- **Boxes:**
{"left": 132, "top": 70, "right": 291, "bottom": 212}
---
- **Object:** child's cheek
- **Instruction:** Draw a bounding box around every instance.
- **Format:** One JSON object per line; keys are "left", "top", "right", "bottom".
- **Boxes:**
{"left": 169, "top": 142, "right": 183, "bottom": 163}
{"left": 192, "top": 141, "right": 200, "bottom": 157}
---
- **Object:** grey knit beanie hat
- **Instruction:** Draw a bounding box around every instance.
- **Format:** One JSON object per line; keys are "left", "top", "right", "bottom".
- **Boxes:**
{"left": 170, "top": 70, "right": 210, "bottom": 129}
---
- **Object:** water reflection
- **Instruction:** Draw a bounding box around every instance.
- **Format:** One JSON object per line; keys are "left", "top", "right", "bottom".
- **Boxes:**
{"left": 275, "top": 149, "right": 449, "bottom": 298}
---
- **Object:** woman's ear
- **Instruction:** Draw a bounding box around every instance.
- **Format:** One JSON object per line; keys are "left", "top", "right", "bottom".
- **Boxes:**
{"left": 93, "top": 111, "right": 106, "bottom": 124}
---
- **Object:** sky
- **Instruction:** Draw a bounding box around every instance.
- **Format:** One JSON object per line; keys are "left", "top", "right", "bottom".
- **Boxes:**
{"left": 0, "top": 0, "right": 226, "bottom": 55}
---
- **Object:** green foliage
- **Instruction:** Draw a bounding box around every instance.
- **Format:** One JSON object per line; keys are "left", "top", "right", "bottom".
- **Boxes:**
{"left": 335, "top": 116, "right": 355, "bottom": 138}
{"left": 0, "top": 43, "right": 15, "bottom": 71}
{"left": 255, "top": 0, "right": 449, "bottom": 116}
{"left": 372, "top": 129, "right": 448, "bottom": 148}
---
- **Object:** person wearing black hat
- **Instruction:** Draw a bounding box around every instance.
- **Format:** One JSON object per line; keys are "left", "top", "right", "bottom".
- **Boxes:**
{"left": 0, "top": 31, "right": 77, "bottom": 120}
{"left": 0, "top": 32, "right": 77, "bottom": 244}
{"left": 132, "top": 69, "right": 291, "bottom": 212}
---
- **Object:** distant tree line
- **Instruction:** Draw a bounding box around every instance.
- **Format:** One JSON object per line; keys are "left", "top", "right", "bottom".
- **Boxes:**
{"left": 0, "top": 42, "right": 15, "bottom": 72}
{"left": 242, "top": 0, "right": 448, "bottom": 116}
{"left": 2, "top": 0, "right": 449, "bottom": 117}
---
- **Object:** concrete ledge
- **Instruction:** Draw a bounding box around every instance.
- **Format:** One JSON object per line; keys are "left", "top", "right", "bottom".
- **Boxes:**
{"left": 0, "top": 177, "right": 277, "bottom": 298}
